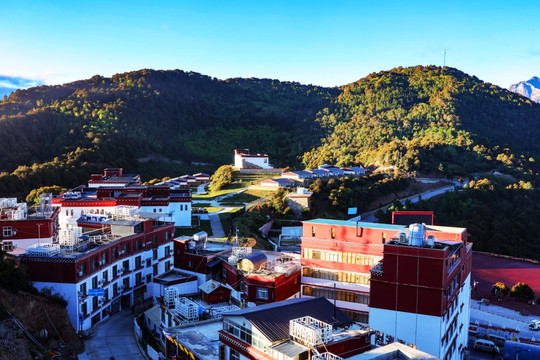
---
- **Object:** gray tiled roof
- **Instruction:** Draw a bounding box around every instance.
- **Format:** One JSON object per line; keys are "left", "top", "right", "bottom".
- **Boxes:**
{"left": 225, "top": 297, "right": 352, "bottom": 342}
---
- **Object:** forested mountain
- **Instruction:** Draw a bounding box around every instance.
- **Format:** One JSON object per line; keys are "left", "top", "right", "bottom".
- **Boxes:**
{"left": 0, "top": 66, "right": 539, "bottom": 197}
{"left": 302, "top": 66, "right": 540, "bottom": 179}
{"left": 0, "top": 70, "right": 336, "bottom": 194}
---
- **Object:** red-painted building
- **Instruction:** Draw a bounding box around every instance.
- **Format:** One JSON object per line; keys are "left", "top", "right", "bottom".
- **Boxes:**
{"left": 199, "top": 279, "right": 233, "bottom": 304}
{"left": 369, "top": 224, "right": 472, "bottom": 360}
{"left": 17, "top": 213, "right": 175, "bottom": 331}
{"left": 53, "top": 169, "right": 192, "bottom": 229}
{"left": 0, "top": 196, "right": 60, "bottom": 256}
{"left": 301, "top": 219, "right": 467, "bottom": 324}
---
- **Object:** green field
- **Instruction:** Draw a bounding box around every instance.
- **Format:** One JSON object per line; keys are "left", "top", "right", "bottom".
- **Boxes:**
{"left": 220, "top": 189, "right": 274, "bottom": 205}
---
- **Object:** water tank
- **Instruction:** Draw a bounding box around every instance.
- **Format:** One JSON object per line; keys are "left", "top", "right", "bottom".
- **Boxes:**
{"left": 427, "top": 235, "right": 435, "bottom": 247}
{"left": 408, "top": 223, "right": 425, "bottom": 246}
{"left": 237, "top": 253, "right": 267, "bottom": 273}
{"left": 193, "top": 231, "right": 207, "bottom": 243}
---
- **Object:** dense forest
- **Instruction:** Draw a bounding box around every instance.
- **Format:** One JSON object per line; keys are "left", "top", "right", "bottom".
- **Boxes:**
{"left": 0, "top": 70, "right": 336, "bottom": 195}
{"left": 1, "top": 66, "right": 540, "bottom": 258}
{"left": 303, "top": 66, "right": 540, "bottom": 180}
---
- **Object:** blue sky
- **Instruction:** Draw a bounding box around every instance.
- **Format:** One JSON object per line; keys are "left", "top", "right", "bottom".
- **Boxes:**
{"left": 1, "top": 1, "right": 539, "bottom": 90}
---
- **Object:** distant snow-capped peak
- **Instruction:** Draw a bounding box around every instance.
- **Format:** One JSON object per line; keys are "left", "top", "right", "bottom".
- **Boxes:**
{"left": 509, "top": 76, "right": 540, "bottom": 103}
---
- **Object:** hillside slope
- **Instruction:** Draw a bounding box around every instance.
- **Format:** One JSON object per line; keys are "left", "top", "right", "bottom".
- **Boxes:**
{"left": 303, "top": 66, "right": 540, "bottom": 179}
{"left": 0, "top": 70, "right": 335, "bottom": 194}
{"left": 0, "top": 66, "right": 539, "bottom": 197}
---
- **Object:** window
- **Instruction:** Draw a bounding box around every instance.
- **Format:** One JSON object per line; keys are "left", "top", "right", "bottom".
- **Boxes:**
{"left": 102, "top": 270, "right": 108, "bottom": 283}
{"left": 80, "top": 282, "right": 87, "bottom": 294}
{"left": 81, "top": 302, "right": 87, "bottom": 316}
{"left": 135, "top": 256, "right": 142, "bottom": 268}
{"left": 135, "top": 239, "right": 141, "bottom": 251}
{"left": 230, "top": 349, "right": 240, "bottom": 360}
{"left": 79, "top": 263, "right": 87, "bottom": 276}
{"left": 112, "top": 248, "right": 118, "bottom": 260}
{"left": 123, "top": 260, "right": 129, "bottom": 272}
{"left": 2, "top": 227, "right": 13, "bottom": 237}
{"left": 92, "top": 296, "right": 98, "bottom": 309}
{"left": 135, "top": 272, "right": 142, "bottom": 285}
{"left": 331, "top": 228, "right": 335, "bottom": 239}
{"left": 256, "top": 287, "right": 268, "bottom": 300}
{"left": 153, "top": 264, "right": 158, "bottom": 276}
{"left": 165, "top": 261, "right": 171, "bottom": 272}
{"left": 311, "top": 226, "right": 316, "bottom": 237}
{"left": 1, "top": 241, "right": 13, "bottom": 252}
{"left": 113, "top": 282, "right": 118, "bottom": 295}
{"left": 104, "top": 288, "right": 109, "bottom": 301}
{"left": 153, "top": 249, "right": 157, "bottom": 260}
{"left": 91, "top": 257, "right": 98, "bottom": 271}
{"left": 102, "top": 252, "right": 108, "bottom": 265}
{"left": 165, "top": 245, "right": 171, "bottom": 256}
{"left": 122, "top": 242, "right": 129, "bottom": 254}
{"left": 112, "top": 265, "right": 118, "bottom": 277}
{"left": 92, "top": 276, "right": 98, "bottom": 288}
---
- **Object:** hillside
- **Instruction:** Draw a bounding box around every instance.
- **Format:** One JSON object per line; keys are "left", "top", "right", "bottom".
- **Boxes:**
{"left": 0, "top": 70, "right": 336, "bottom": 195}
{"left": 303, "top": 66, "right": 540, "bottom": 179}
{"left": 0, "top": 66, "right": 539, "bottom": 198}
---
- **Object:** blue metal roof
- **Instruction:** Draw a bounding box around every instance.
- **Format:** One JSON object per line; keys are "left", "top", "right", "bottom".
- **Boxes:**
{"left": 303, "top": 218, "right": 407, "bottom": 231}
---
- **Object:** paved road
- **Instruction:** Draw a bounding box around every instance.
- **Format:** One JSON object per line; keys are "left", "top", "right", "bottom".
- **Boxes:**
{"left": 80, "top": 310, "right": 144, "bottom": 360}
{"left": 350, "top": 184, "right": 458, "bottom": 223}
{"left": 208, "top": 213, "right": 225, "bottom": 238}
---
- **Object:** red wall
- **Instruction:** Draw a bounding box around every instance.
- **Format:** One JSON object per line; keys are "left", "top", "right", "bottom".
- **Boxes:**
{"left": 18, "top": 222, "right": 174, "bottom": 284}
{"left": 0, "top": 208, "right": 59, "bottom": 240}
{"left": 203, "top": 287, "right": 232, "bottom": 304}
{"left": 370, "top": 242, "right": 472, "bottom": 317}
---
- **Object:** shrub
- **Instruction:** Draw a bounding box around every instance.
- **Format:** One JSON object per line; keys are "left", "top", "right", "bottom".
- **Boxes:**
{"left": 510, "top": 282, "right": 535, "bottom": 301}
{"left": 492, "top": 282, "right": 509, "bottom": 297}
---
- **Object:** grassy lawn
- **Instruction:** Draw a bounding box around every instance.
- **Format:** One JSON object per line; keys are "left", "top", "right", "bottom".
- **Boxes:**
{"left": 192, "top": 187, "right": 241, "bottom": 200}
{"left": 174, "top": 219, "right": 213, "bottom": 237}
{"left": 193, "top": 172, "right": 279, "bottom": 200}
{"left": 220, "top": 189, "right": 274, "bottom": 205}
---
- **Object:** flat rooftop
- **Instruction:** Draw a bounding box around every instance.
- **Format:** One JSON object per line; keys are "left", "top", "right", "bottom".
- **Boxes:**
{"left": 304, "top": 219, "right": 466, "bottom": 235}
{"left": 168, "top": 321, "right": 223, "bottom": 360}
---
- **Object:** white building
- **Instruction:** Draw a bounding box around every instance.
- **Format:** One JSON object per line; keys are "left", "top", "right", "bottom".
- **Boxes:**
{"left": 17, "top": 212, "right": 175, "bottom": 331}
{"left": 234, "top": 149, "right": 273, "bottom": 169}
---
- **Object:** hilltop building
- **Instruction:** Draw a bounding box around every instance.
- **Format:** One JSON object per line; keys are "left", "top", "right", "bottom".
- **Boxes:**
{"left": 369, "top": 224, "right": 472, "bottom": 360}
{"left": 300, "top": 219, "right": 469, "bottom": 325}
{"left": 234, "top": 149, "right": 273, "bottom": 169}
{"left": 17, "top": 210, "right": 175, "bottom": 331}
{"left": 0, "top": 195, "right": 60, "bottom": 256}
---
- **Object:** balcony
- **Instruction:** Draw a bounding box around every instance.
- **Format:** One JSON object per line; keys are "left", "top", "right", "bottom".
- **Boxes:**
{"left": 369, "top": 262, "right": 383, "bottom": 277}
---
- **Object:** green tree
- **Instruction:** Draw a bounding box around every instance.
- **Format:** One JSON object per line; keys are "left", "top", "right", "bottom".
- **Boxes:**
{"left": 510, "top": 282, "right": 535, "bottom": 301}
{"left": 492, "top": 282, "right": 509, "bottom": 297}
{"left": 25, "top": 185, "right": 66, "bottom": 204}
{"left": 209, "top": 165, "right": 234, "bottom": 192}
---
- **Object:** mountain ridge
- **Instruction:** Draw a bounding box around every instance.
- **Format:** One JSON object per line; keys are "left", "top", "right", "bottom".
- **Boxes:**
{"left": 0, "top": 66, "right": 538, "bottom": 196}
